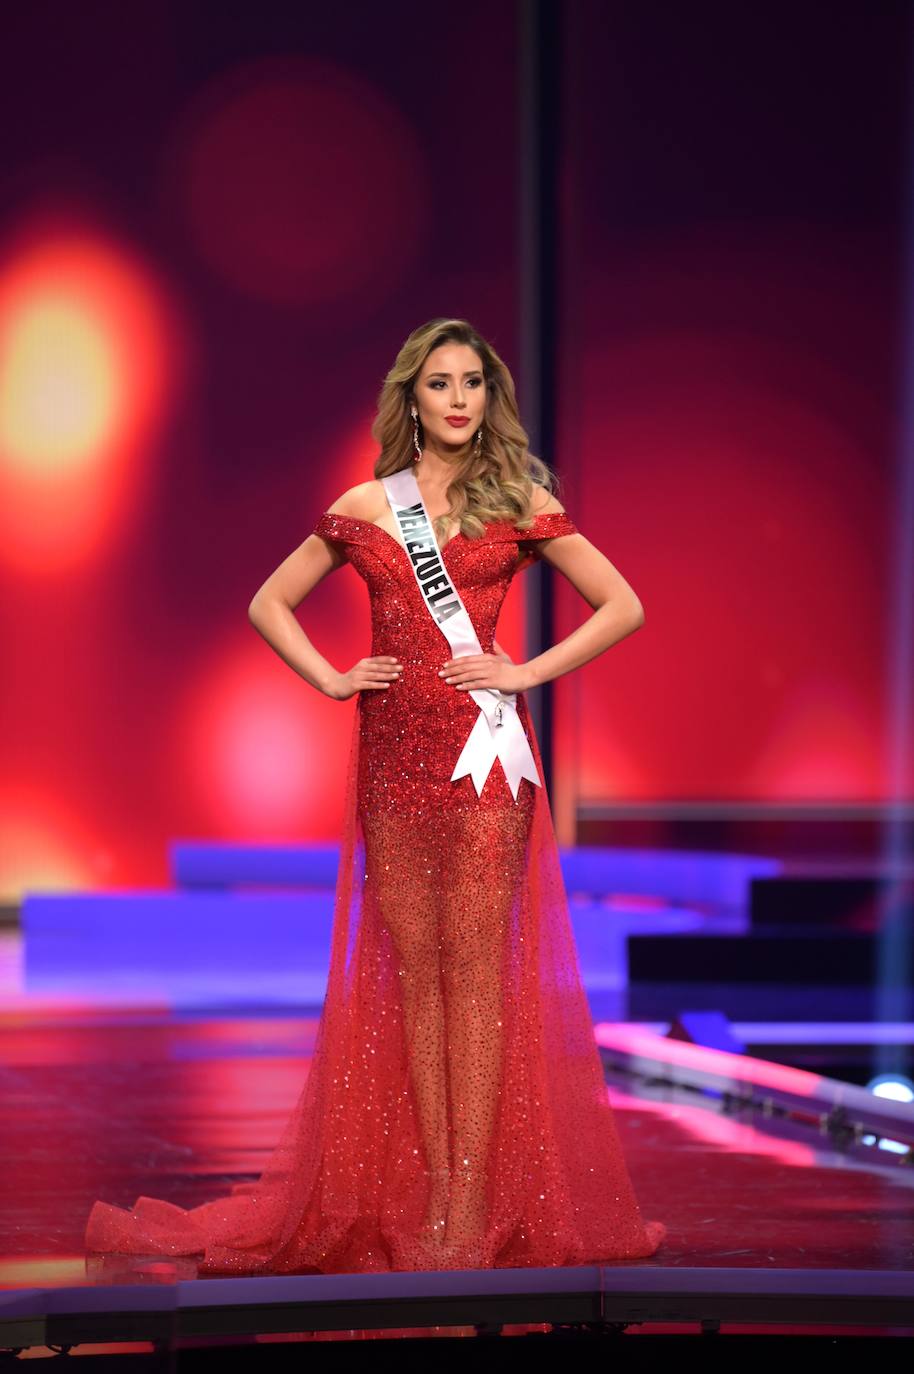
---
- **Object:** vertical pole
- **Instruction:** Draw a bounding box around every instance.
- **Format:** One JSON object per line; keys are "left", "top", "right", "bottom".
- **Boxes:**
{"left": 517, "top": 0, "right": 562, "bottom": 793}
{"left": 874, "top": 14, "right": 914, "bottom": 1069}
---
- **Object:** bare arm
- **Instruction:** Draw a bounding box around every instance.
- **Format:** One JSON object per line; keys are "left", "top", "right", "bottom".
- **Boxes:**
{"left": 440, "top": 488, "right": 644, "bottom": 694}
{"left": 247, "top": 533, "right": 348, "bottom": 698}
{"left": 520, "top": 492, "right": 644, "bottom": 689}
{"left": 247, "top": 483, "right": 402, "bottom": 700}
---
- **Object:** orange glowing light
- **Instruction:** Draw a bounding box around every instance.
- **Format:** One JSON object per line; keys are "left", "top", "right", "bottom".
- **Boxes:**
{"left": 0, "top": 792, "right": 101, "bottom": 903}
{"left": 0, "top": 296, "right": 120, "bottom": 472}
{"left": 0, "top": 222, "right": 187, "bottom": 571}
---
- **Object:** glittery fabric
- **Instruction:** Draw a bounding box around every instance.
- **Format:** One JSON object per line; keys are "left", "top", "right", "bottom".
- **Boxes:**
{"left": 84, "top": 509, "right": 666, "bottom": 1274}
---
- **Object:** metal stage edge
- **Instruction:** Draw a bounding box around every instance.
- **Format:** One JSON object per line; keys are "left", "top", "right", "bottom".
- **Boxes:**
{"left": 2, "top": 1265, "right": 914, "bottom": 1350}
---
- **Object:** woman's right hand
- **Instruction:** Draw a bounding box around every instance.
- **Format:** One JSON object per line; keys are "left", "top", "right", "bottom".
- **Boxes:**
{"left": 329, "top": 656, "right": 403, "bottom": 700}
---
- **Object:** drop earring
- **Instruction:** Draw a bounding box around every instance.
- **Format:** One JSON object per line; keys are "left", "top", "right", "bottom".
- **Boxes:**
{"left": 410, "top": 407, "right": 422, "bottom": 461}
{"left": 474, "top": 425, "right": 483, "bottom": 455}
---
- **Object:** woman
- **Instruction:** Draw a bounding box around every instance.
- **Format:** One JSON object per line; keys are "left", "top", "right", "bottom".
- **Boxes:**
{"left": 85, "top": 318, "right": 666, "bottom": 1274}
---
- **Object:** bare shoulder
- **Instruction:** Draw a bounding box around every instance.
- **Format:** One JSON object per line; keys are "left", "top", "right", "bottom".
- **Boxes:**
{"left": 529, "top": 483, "right": 566, "bottom": 516}
{"left": 326, "top": 479, "right": 387, "bottom": 522}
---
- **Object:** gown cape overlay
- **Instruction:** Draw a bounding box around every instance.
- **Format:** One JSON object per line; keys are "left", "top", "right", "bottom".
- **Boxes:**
{"left": 85, "top": 501, "right": 666, "bottom": 1274}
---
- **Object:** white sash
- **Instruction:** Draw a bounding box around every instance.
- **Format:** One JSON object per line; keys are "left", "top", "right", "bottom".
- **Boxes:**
{"left": 380, "top": 468, "right": 541, "bottom": 801}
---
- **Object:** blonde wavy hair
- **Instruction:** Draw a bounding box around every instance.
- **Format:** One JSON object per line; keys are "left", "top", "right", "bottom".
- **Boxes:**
{"left": 371, "top": 318, "right": 558, "bottom": 543}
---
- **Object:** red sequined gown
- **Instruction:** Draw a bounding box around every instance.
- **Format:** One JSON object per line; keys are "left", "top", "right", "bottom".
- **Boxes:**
{"left": 85, "top": 507, "right": 666, "bottom": 1273}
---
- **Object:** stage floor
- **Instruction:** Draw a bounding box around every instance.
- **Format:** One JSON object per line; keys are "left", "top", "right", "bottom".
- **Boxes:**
{"left": 1, "top": 998, "right": 912, "bottom": 1293}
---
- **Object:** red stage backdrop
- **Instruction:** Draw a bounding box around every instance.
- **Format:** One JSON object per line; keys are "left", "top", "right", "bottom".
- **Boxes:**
{"left": 0, "top": 1, "right": 909, "bottom": 895}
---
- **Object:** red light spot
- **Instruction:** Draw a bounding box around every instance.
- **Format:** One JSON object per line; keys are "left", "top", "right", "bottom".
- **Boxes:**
{"left": 170, "top": 56, "right": 427, "bottom": 306}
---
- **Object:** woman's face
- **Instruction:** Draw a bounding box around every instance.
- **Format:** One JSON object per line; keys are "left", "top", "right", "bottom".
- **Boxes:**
{"left": 412, "top": 342, "right": 487, "bottom": 456}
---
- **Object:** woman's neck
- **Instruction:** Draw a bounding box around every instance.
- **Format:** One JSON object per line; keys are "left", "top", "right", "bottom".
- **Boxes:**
{"left": 415, "top": 445, "right": 468, "bottom": 491}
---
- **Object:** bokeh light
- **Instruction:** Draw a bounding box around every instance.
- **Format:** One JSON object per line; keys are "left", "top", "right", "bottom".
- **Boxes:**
{"left": 168, "top": 55, "right": 428, "bottom": 306}
{"left": 0, "top": 787, "right": 106, "bottom": 901}
{"left": 178, "top": 632, "right": 351, "bottom": 839}
{"left": 0, "top": 296, "right": 117, "bottom": 470}
{"left": 572, "top": 318, "right": 885, "bottom": 800}
{"left": 0, "top": 220, "right": 185, "bottom": 572}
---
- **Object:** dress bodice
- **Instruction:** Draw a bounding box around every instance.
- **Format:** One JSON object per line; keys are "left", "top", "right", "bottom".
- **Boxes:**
{"left": 312, "top": 509, "right": 578, "bottom": 661}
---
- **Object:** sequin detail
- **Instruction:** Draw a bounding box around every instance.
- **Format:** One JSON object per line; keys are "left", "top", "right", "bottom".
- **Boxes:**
{"left": 84, "top": 507, "right": 666, "bottom": 1273}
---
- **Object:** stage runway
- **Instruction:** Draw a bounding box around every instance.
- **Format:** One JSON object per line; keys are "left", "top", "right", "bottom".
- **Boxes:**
{"left": 1, "top": 991, "right": 912, "bottom": 1348}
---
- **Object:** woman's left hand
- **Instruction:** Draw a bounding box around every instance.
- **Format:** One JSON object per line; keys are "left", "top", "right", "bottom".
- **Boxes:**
{"left": 439, "top": 653, "right": 531, "bottom": 694}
